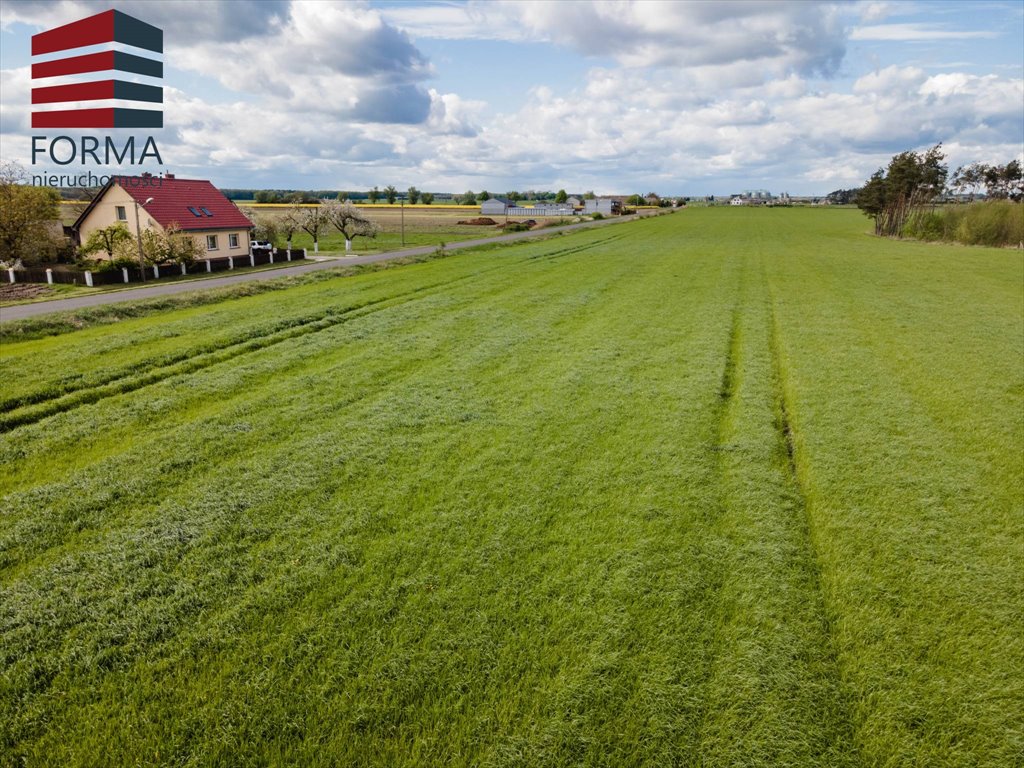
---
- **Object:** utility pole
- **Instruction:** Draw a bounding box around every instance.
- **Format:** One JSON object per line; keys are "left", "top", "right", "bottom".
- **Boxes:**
{"left": 134, "top": 197, "right": 154, "bottom": 280}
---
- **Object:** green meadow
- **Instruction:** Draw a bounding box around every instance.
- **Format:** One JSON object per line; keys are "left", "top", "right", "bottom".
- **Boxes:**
{"left": 1, "top": 208, "right": 1021, "bottom": 766}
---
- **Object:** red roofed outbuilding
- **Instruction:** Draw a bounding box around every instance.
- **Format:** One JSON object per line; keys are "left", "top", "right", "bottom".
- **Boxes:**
{"left": 74, "top": 173, "right": 253, "bottom": 259}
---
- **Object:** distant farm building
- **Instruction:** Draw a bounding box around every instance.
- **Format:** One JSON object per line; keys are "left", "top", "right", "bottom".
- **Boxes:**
{"left": 480, "top": 198, "right": 513, "bottom": 216}
{"left": 481, "top": 199, "right": 576, "bottom": 217}
{"left": 584, "top": 199, "right": 619, "bottom": 215}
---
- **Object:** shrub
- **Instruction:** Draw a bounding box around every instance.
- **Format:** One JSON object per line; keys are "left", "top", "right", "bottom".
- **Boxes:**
{"left": 904, "top": 201, "right": 1023, "bottom": 247}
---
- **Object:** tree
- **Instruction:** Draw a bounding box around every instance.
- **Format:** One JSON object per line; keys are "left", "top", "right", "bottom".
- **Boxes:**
{"left": 251, "top": 214, "right": 280, "bottom": 246}
{"left": 855, "top": 144, "right": 947, "bottom": 237}
{"left": 161, "top": 223, "right": 202, "bottom": 265}
{"left": 368, "top": 186, "right": 380, "bottom": 204}
{"left": 112, "top": 222, "right": 200, "bottom": 266}
{"left": 625, "top": 194, "right": 644, "bottom": 206}
{"left": 0, "top": 162, "right": 63, "bottom": 266}
{"left": 322, "top": 199, "right": 380, "bottom": 252}
{"left": 384, "top": 185, "right": 397, "bottom": 204}
{"left": 280, "top": 207, "right": 302, "bottom": 249}
{"left": 298, "top": 203, "right": 330, "bottom": 253}
{"left": 555, "top": 189, "right": 568, "bottom": 204}
{"left": 982, "top": 160, "right": 1023, "bottom": 200}
{"left": 507, "top": 191, "right": 521, "bottom": 202}
{"left": 460, "top": 190, "right": 477, "bottom": 205}
{"left": 337, "top": 191, "right": 349, "bottom": 202}
{"left": 421, "top": 192, "right": 434, "bottom": 205}
{"left": 583, "top": 190, "right": 596, "bottom": 200}
{"left": 479, "top": 190, "right": 491, "bottom": 201}
{"left": 407, "top": 186, "right": 420, "bottom": 205}
{"left": 826, "top": 188, "right": 860, "bottom": 205}
{"left": 80, "top": 223, "right": 132, "bottom": 260}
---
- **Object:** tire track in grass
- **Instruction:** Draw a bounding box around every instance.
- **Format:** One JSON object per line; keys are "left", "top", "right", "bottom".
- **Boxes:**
{"left": 0, "top": 236, "right": 634, "bottom": 574}
{"left": 694, "top": 255, "right": 859, "bottom": 766}
{"left": 0, "top": 234, "right": 625, "bottom": 432}
{"left": 0, "top": 230, "right": 676, "bottom": 759}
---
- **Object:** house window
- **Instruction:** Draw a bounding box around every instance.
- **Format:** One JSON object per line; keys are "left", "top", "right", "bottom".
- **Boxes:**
{"left": 116, "top": 205, "right": 127, "bottom": 221}
{"left": 206, "top": 235, "right": 218, "bottom": 251}
{"left": 229, "top": 233, "right": 239, "bottom": 248}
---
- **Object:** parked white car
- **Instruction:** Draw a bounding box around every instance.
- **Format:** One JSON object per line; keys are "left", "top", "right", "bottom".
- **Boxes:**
{"left": 250, "top": 241, "right": 273, "bottom": 251}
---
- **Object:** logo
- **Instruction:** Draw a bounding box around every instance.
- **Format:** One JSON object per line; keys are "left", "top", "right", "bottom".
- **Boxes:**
{"left": 31, "top": 9, "right": 162, "bottom": 129}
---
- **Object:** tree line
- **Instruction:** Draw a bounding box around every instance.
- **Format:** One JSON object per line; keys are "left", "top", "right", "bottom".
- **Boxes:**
{"left": 853, "top": 145, "right": 1022, "bottom": 245}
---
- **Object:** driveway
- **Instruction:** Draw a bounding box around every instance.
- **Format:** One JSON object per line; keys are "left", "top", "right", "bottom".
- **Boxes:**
{"left": 1, "top": 214, "right": 646, "bottom": 321}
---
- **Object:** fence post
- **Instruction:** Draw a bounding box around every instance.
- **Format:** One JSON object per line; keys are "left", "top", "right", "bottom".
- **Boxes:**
{"left": 302, "top": 249, "right": 307, "bottom": 259}
{"left": 180, "top": 263, "right": 186, "bottom": 275}
{"left": 7, "top": 268, "right": 14, "bottom": 283}
{"left": 153, "top": 264, "right": 159, "bottom": 279}
{"left": 249, "top": 252, "right": 255, "bottom": 267}
{"left": 286, "top": 249, "right": 292, "bottom": 261}
{"left": 46, "top": 268, "right": 54, "bottom": 285}
{"left": 84, "top": 271, "right": 94, "bottom": 287}
{"left": 122, "top": 267, "right": 129, "bottom": 283}
{"left": 269, "top": 250, "right": 274, "bottom": 264}
{"left": 228, "top": 256, "right": 234, "bottom": 270}
{"left": 205, "top": 259, "right": 212, "bottom": 272}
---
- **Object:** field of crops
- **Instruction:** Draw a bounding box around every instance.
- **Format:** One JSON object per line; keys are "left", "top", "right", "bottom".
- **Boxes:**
{"left": 1, "top": 208, "right": 1021, "bottom": 766}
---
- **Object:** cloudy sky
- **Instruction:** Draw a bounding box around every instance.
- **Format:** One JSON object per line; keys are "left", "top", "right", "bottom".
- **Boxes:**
{"left": 1, "top": 0, "right": 1022, "bottom": 195}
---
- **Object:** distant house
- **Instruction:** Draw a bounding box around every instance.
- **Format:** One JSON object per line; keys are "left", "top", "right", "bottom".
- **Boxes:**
{"left": 74, "top": 174, "right": 253, "bottom": 259}
{"left": 566, "top": 196, "right": 582, "bottom": 208}
{"left": 584, "top": 198, "right": 619, "bottom": 215}
{"left": 729, "top": 197, "right": 748, "bottom": 206}
{"left": 480, "top": 198, "right": 512, "bottom": 216}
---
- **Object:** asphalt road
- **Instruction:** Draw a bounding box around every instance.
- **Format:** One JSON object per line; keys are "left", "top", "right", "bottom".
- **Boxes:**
{"left": 0, "top": 214, "right": 645, "bottom": 322}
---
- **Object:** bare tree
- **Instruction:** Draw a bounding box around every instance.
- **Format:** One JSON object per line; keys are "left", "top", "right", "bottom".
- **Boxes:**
{"left": 322, "top": 199, "right": 380, "bottom": 252}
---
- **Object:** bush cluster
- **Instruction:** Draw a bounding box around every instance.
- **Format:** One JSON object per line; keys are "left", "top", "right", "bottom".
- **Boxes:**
{"left": 903, "top": 201, "right": 1024, "bottom": 247}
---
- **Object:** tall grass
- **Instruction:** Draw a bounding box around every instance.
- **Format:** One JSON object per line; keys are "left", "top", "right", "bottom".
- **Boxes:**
{"left": 904, "top": 200, "right": 1024, "bottom": 247}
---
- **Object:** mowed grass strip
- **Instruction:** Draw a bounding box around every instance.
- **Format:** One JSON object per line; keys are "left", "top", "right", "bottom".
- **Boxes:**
{"left": 0, "top": 208, "right": 1020, "bottom": 766}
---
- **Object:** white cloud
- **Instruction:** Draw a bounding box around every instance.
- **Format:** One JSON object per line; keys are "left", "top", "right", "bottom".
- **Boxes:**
{"left": 385, "top": 0, "right": 847, "bottom": 76}
{"left": 851, "top": 23, "right": 997, "bottom": 41}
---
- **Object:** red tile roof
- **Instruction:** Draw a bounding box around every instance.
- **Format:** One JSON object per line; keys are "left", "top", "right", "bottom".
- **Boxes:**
{"left": 114, "top": 175, "right": 253, "bottom": 231}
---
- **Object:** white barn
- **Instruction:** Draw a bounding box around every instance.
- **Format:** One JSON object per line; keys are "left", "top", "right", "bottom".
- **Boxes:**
{"left": 480, "top": 198, "right": 512, "bottom": 215}
{"left": 584, "top": 199, "right": 615, "bottom": 215}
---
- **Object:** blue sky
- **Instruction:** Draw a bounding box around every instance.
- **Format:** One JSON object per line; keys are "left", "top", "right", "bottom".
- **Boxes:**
{"left": 1, "top": 0, "right": 1021, "bottom": 195}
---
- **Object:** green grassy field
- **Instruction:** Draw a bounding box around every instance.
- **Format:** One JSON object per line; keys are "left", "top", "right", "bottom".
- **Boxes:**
{"left": 1, "top": 208, "right": 1021, "bottom": 766}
